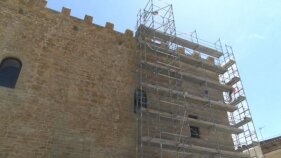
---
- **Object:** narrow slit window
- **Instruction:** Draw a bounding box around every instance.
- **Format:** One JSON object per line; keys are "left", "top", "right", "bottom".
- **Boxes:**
{"left": 134, "top": 89, "right": 147, "bottom": 113}
{"left": 0, "top": 58, "right": 22, "bottom": 88}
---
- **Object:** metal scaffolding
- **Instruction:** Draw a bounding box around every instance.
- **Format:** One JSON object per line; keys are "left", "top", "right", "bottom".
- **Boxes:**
{"left": 136, "top": 0, "right": 263, "bottom": 157}
{"left": 220, "top": 45, "right": 263, "bottom": 157}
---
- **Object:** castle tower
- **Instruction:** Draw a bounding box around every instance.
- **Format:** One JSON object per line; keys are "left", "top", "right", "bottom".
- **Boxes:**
{"left": 135, "top": 0, "right": 262, "bottom": 158}
{"left": 0, "top": 0, "right": 262, "bottom": 158}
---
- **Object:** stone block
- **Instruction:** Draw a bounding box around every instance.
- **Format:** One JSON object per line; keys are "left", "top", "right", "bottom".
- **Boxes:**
{"left": 176, "top": 47, "right": 185, "bottom": 55}
{"left": 61, "top": 7, "right": 71, "bottom": 16}
{"left": 105, "top": 22, "right": 114, "bottom": 30}
{"left": 206, "top": 56, "right": 215, "bottom": 64}
{"left": 125, "top": 29, "right": 133, "bottom": 38}
{"left": 84, "top": 15, "right": 93, "bottom": 24}
{"left": 37, "top": 0, "right": 47, "bottom": 8}
{"left": 192, "top": 51, "right": 201, "bottom": 59}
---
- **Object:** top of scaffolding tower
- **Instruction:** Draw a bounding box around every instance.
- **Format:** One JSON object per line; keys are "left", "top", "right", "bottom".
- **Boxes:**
{"left": 136, "top": 0, "right": 224, "bottom": 59}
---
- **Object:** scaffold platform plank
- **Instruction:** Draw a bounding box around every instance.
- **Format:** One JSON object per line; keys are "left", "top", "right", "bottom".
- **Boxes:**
{"left": 142, "top": 108, "right": 244, "bottom": 134}
{"left": 141, "top": 61, "right": 232, "bottom": 92}
{"left": 140, "top": 40, "right": 228, "bottom": 74}
{"left": 233, "top": 117, "right": 252, "bottom": 128}
{"left": 141, "top": 83, "right": 237, "bottom": 112}
{"left": 138, "top": 25, "right": 223, "bottom": 58}
{"left": 222, "top": 60, "right": 235, "bottom": 70}
{"left": 142, "top": 137, "right": 250, "bottom": 158}
{"left": 226, "top": 76, "right": 240, "bottom": 86}
{"left": 178, "top": 53, "right": 226, "bottom": 74}
{"left": 231, "top": 96, "right": 246, "bottom": 106}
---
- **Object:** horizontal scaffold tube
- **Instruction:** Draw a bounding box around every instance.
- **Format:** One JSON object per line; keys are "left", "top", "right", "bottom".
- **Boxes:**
{"left": 141, "top": 83, "right": 237, "bottom": 112}
{"left": 141, "top": 60, "right": 232, "bottom": 92}
{"left": 138, "top": 24, "right": 223, "bottom": 58}
{"left": 142, "top": 108, "right": 243, "bottom": 134}
{"left": 142, "top": 40, "right": 227, "bottom": 74}
{"left": 142, "top": 137, "right": 250, "bottom": 158}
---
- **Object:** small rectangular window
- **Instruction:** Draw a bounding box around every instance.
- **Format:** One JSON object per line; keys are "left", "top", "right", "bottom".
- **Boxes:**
{"left": 188, "top": 115, "right": 200, "bottom": 138}
{"left": 190, "top": 126, "right": 200, "bottom": 138}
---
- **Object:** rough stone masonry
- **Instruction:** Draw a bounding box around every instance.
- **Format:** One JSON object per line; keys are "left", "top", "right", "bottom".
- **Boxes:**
{"left": 0, "top": 0, "right": 137, "bottom": 157}
{"left": 0, "top": 0, "right": 234, "bottom": 158}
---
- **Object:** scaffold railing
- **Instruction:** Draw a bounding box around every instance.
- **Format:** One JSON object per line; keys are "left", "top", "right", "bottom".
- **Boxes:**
{"left": 136, "top": 0, "right": 263, "bottom": 158}
{"left": 220, "top": 45, "right": 263, "bottom": 157}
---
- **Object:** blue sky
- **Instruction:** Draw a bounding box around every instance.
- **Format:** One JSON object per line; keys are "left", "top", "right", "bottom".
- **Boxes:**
{"left": 46, "top": 0, "right": 281, "bottom": 140}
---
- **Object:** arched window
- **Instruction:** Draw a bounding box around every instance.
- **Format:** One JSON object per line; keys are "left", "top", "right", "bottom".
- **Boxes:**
{"left": 0, "top": 58, "right": 22, "bottom": 88}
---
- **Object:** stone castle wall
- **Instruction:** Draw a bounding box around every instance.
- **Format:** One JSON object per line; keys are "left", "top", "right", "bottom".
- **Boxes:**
{"left": 0, "top": 0, "right": 137, "bottom": 157}
{"left": 0, "top": 0, "right": 233, "bottom": 158}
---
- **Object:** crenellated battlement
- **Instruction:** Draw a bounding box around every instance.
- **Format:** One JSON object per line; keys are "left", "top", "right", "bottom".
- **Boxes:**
{"left": 1, "top": 0, "right": 134, "bottom": 40}
{"left": 1, "top": 0, "right": 216, "bottom": 64}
